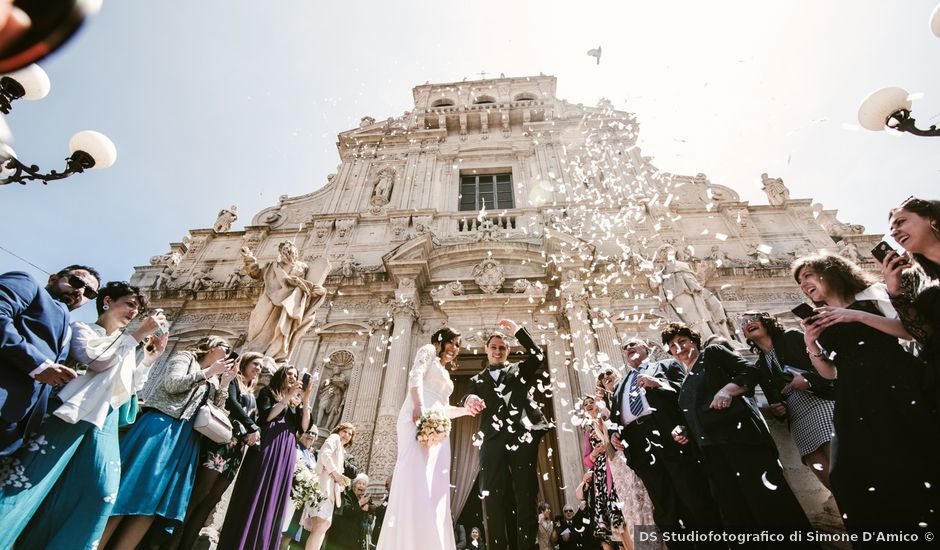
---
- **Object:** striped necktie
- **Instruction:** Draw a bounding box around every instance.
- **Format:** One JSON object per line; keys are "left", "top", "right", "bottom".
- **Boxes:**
{"left": 628, "top": 370, "right": 644, "bottom": 416}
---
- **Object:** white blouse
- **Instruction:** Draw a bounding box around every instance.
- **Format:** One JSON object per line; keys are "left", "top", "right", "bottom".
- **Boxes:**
{"left": 54, "top": 322, "right": 152, "bottom": 428}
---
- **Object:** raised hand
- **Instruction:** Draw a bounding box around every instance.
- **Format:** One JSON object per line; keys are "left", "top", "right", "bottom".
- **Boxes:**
{"left": 496, "top": 319, "right": 519, "bottom": 334}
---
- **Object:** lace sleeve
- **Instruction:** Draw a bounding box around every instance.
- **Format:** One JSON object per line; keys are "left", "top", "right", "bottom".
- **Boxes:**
{"left": 891, "top": 269, "right": 934, "bottom": 345}
{"left": 408, "top": 344, "right": 436, "bottom": 389}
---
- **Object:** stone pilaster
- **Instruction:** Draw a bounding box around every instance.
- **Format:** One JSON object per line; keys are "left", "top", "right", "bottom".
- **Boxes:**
{"left": 545, "top": 333, "right": 585, "bottom": 506}
{"left": 349, "top": 321, "right": 390, "bottom": 470}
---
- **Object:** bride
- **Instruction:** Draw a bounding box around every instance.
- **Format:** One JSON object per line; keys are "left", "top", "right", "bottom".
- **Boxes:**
{"left": 376, "top": 327, "right": 481, "bottom": 550}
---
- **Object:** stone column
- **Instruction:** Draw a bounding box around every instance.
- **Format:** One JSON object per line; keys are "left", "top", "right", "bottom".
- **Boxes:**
{"left": 545, "top": 333, "right": 585, "bottom": 506}
{"left": 348, "top": 320, "right": 390, "bottom": 471}
{"left": 561, "top": 278, "right": 599, "bottom": 397}
{"left": 367, "top": 279, "right": 419, "bottom": 481}
{"left": 590, "top": 302, "right": 622, "bottom": 370}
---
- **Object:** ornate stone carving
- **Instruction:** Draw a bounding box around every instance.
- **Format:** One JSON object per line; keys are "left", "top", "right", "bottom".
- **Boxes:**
{"left": 390, "top": 298, "right": 418, "bottom": 320}
{"left": 334, "top": 218, "right": 357, "bottom": 244}
{"left": 338, "top": 255, "right": 361, "bottom": 278}
{"left": 183, "top": 268, "right": 217, "bottom": 291}
{"left": 838, "top": 240, "right": 862, "bottom": 263}
{"left": 311, "top": 220, "right": 333, "bottom": 244}
{"left": 213, "top": 205, "right": 238, "bottom": 233}
{"left": 430, "top": 280, "right": 464, "bottom": 301}
{"left": 173, "top": 311, "right": 251, "bottom": 324}
{"left": 224, "top": 268, "right": 246, "bottom": 289}
{"left": 149, "top": 250, "right": 181, "bottom": 269}
{"left": 472, "top": 258, "right": 505, "bottom": 294}
{"left": 512, "top": 278, "right": 548, "bottom": 297}
{"left": 413, "top": 215, "right": 433, "bottom": 234}
{"left": 761, "top": 173, "right": 790, "bottom": 206}
{"left": 389, "top": 216, "right": 409, "bottom": 241}
{"left": 360, "top": 116, "right": 375, "bottom": 127}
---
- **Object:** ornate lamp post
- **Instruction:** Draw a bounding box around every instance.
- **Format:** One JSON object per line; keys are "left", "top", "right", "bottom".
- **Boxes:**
{"left": 857, "top": 5, "right": 940, "bottom": 137}
{"left": 0, "top": 64, "right": 116, "bottom": 185}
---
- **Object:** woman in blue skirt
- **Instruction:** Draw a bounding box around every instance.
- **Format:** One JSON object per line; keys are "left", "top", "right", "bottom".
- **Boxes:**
{"left": 0, "top": 281, "right": 167, "bottom": 549}
{"left": 98, "top": 335, "right": 236, "bottom": 550}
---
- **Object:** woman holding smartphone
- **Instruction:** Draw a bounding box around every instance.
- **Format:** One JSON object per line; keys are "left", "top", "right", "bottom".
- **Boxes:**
{"left": 99, "top": 336, "right": 235, "bottom": 550}
{"left": 882, "top": 197, "right": 940, "bottom": 409}
{"left": 217, "top": 364, "right": 315, "bottom": 550}
{"left": 793, "top": 252, "right": 940, "bottom": 537}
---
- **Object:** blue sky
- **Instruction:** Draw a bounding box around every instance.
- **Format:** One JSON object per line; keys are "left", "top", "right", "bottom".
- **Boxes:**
{"left": 2, "top": 0, "right": 938, "bottom": 320}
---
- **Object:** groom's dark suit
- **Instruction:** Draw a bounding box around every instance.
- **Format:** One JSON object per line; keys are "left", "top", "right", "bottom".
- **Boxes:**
{"left": 608, "top": 358, "right": 722, "bottom": 548}
{"left": 465, "top": 327, "right": 549, "bottom": 550}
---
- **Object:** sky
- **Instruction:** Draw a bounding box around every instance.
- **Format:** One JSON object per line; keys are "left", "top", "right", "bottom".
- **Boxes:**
{"left": 2, "top": 0, "right": 938, "bottom": 322}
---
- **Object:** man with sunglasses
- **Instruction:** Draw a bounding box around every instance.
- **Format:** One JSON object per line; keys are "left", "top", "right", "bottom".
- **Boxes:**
{"left": 607, "top": 337, "right": 722, "bottom": 548}
{"left": 0, "top": 264, "right": 99, "bottom": 456}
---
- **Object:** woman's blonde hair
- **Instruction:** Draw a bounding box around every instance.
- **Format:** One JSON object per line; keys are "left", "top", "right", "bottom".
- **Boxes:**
{"left": 187, "top": 336, "right": 230, "bottom": 361}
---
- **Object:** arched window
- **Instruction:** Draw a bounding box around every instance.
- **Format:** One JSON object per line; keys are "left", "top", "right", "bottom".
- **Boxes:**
{"left": 432, "top": 98, "right": 455, "bottom": 108}
{"left": 513, "top": 92, "right": 537, "bottom": 102}
{"left": 473, "top": 95, "right": 496, "bottom": 105}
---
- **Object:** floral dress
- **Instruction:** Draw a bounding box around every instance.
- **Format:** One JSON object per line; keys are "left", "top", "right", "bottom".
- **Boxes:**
{"left": 583, "top": 428, "right": 624, "bottom": 543}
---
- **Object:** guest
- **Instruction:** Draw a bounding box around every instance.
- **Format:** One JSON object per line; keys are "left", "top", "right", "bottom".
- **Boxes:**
{"left": 169, "top": 351, "right": 265, "bottom": 550}
{"left": 663, "top": 322, "right": 815, "bottom": 536}
{"left": 740, "top": 311, "right": 836, "bottom": 489}
{"left": 327, "top": 472, "right": 377, "bottom": 550}
{"left": 580, "top": 393, "right": 625, "bottom": 549}
{"left": 606, "top": 338, "right": 720, "bottom": 548}
{"left": 468, "top": 526, "right": 486, "bottom": 549}
{"left": 305, "top": 422, "right": 356, "bottom": 550}
{"left": 282, "top": 427, "right": 320, "bottom": 547}
{"left": 217, "top": 364, "right": 315, "bottom": 550}
{"left": 883, "top": 197, "right": 940, "bottom": 407}
{"left": 0, "top": 265, "right": 99, "bottom": 456}
{"left": 0, "top": 282, "right": 165, "bottom": 549}
{"left": 557, "top": 503, "right": 584, "bottom": 550}
{"left": 536, "top": 501, "right": 557, "bottom": 550}
{"left": 794, "top": 253, "right": 940, "bottom": 536}
{"left": 99, "top": 336, "right": 235, "bottom": 550}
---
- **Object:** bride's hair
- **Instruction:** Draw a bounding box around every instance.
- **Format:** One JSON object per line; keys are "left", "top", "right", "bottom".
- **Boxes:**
{"left": 431, "top": 326, "right": 461, "bottom": 366}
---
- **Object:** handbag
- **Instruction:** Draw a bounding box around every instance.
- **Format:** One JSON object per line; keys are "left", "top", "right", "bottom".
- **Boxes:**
{"left": 698, "top": 396, "right": 753, "bottom": 432}
{"left": 188, "top": 366, "right": 233, "bottom": 444}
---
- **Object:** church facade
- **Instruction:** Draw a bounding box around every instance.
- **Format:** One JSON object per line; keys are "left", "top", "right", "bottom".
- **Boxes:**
{"left": 131, "top": 74, "right": 877, "bottom": 523}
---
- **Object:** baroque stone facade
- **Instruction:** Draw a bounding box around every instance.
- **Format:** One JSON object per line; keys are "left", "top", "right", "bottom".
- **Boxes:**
{"left": 132, "top": 75, "right": 879, "bottom": 524}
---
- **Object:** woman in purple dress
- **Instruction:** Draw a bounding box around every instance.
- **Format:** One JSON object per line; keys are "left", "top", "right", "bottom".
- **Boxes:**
{"left": 217, "top": 364, "right": 314, "bottom": 550}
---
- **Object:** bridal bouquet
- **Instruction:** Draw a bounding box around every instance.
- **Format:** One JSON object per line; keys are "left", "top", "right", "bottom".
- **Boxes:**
{"left": 291, "top": 462, "right": 326, "bottom": 510}
{"left": 416, "top": 409, "right": 451, "bottom": 447}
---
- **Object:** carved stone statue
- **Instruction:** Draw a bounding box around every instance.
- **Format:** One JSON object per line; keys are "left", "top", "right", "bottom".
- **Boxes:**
{"left": 241, "top": 241, "right": 327, "bottom": 361}
{"left": 184, "top": 268, "right": 214, "bottom": 291}
{"left": 760, "top": 173, "right": 790, "bottom": 206}
{"left": 315, "top": 366, "right": 349, "bottom": 429}
{"left": 647, "top": 244, "right": 734, "bottom": 340}
{"left": 340, "top": 256, "right": 360, "bottom": 278}
{"left": 372, "top": 170, "right": 393, "bottom": 202}
{"left": 224, "top": 268, "right": 246, "bottom": 289}
{"left": 838, "top": 240, "right": 862, "bottom": 263}
{"left": 512, "top": 278, "right": 547, "bottom": 297}
{"left": 152, "top": 265, "right": 176, "bottom": 290}
{"left": 213, "top": 205, "right": 238, "bottom": 233}
{"left": 430, "top": 280, "right": 465, "bottom": 301}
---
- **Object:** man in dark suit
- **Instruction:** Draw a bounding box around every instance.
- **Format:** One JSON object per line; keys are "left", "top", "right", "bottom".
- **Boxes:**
{"left": 607, "top": 337, "right": 721, "bottom": 548}
{"left": 0, "top": 265, "right": 99, "bottom": 456}
{"left": 556, "top": 503, "right": 587, "bottom": 550}
{"left": 463, "top": 318, "right": 549, "bottom": 550}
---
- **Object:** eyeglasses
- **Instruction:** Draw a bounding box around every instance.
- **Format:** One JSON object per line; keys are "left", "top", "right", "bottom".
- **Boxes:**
{"left": 563, "top": 509, "right": 575, "bottom": 513}
{"left": 739, "top": 314, "right": 763, "bottom": 326}
{"left": 597, "top": 370, "right": 616, "bottom": 380}
{"left": 66, "top": 274, "right": 98, "bottom": 300}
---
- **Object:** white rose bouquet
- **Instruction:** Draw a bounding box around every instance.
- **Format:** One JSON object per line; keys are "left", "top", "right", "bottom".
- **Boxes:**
{"left": 291, "top": 461, "right": 325, "bottom": 509}
{"left": 416, "top": 409, "right": 451, "bottom": 447}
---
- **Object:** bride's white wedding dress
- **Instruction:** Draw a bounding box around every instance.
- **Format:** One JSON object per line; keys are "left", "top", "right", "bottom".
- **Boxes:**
{"left": 376, "top": 344, "right": 468, "bottom": 550}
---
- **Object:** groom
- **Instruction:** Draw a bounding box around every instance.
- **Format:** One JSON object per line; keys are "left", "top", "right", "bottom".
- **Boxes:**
{"left": 463, "top": 319, "right": 550, "bottom": 550}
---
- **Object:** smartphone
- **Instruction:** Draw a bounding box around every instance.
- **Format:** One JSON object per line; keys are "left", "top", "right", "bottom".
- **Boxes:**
{"left": 870, "top": 241, "right": 908, "bottom": 265}
{"left": 226, "top": 350, "right": 239, "bottom": 363}
{"left": 302, "top": 371, "right": 312, "bottom": 390}
{"left": 791, "top": 303, "right": 817, "bottom": 322}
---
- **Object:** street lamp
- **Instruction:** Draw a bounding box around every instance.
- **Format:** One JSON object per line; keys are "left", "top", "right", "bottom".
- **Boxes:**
{"left": 0, "top": 130, "right": 116, "bottom": 185}
{"left": 857, "top": 5, "right": 940, "bottom": 137}
{"left": 0, "top": 64, "right": 50, "bottom": 113}
{"left": 857, "top": 87, "right": 940, "bottom": 137}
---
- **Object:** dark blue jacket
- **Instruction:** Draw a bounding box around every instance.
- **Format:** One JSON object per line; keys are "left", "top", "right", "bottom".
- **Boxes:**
{"left": 0, "top": 271, "right": 71, "bottom": 455}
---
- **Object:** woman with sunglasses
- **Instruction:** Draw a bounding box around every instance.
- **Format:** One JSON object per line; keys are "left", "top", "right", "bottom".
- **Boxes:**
{"left": 794, "top": 252, "right": 940, "bottom": 538}
{"left": 882, "top": 197, "right": 940, "bottom": 409}
{"left": 0, "top": 282, "right": 166, "bottom": 549}
{"left": 99, "top": 335, "right": 236, "bottom": 550}
{"left": 579, "top": 392, "right": 626, "bottom": 550}
{"left": 740, "top": 311, "right": 836, "bottom": 490}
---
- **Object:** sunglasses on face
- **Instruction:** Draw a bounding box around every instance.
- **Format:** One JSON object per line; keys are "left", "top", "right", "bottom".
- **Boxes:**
{"left": 740, "top": 314, "right": 763, "bottom": 326}
{"left": 66, "top": 274, "right": 98, "bottom": 299}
